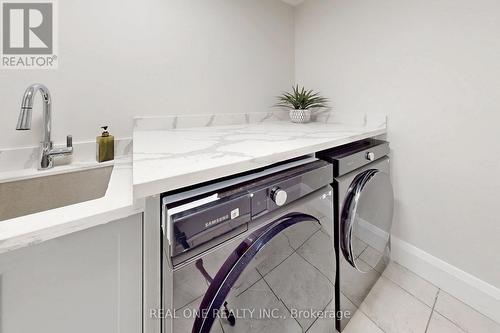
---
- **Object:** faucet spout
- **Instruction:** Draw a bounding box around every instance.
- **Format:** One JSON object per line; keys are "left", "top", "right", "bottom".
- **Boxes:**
{"left": 16, "top": 107, "right": 33, "bottom": 130}
{"left": 16, "top": 84, "right": 52, "bottom": 144}
{"left": 15, "top": 84, "right": 71, "bottom": 170}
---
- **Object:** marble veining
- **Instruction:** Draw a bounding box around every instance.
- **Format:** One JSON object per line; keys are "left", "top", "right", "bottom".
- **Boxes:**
{"left": 133, "top": 112, "right": 387, "bottom": 198}
{"left": 133, "top": 111, "right": 290, "bottom": 131}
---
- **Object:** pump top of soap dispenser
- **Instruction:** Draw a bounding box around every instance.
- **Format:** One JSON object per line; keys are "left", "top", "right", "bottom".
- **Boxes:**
{"left": 101, "top": 126, "right": 110, "bottom": 137}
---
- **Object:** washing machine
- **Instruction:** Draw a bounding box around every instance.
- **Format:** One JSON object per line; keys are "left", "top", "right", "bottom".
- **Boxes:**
{"left": 161, "top": 157, "right": 337, "bottom": 333}
{"left": 318, "top": 139, "right": 394, "bottom": 331}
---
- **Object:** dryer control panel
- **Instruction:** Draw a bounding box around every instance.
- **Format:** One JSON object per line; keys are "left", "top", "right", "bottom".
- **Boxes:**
{"left": 318, "top": 139, "right": 390, "bottom": 176}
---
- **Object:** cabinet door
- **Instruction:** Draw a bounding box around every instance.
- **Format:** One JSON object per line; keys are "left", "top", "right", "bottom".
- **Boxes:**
{"left": 0, "top": 214, "right": 142, "bottom": 333}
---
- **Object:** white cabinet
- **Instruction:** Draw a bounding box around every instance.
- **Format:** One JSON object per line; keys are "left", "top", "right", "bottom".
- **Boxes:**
{"left": 0, "top": 214, "right": 143, "bottom": 333}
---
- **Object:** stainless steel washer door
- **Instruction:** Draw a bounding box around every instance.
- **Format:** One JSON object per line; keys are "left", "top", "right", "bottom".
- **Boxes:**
{"left": 341, "top": 169, "right": 394, "bottom": 273}
{"left": 188, "top": 213, "right": 335, "bottom": 333}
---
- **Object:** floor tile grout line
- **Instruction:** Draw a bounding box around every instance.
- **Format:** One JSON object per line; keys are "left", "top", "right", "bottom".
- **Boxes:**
{"left": 340, "top": 292, "right": 359, "bottom": 312}
{"left": 339, "top": 289, "right": 388, "bottom": 333}
{"left": 177, "top": 295, "right": 203, "bottom": 312}
{"left": 431, "top": 298, "right": 474, "bottom": 333}
{"left": 282, "top": 232, "right": 296, "bottom": 251}
{"left": 424, "top": 288, "right": 440, "bottom": 333}
{"left": 430, "top": 309, "right": 468, "bottom": 333}
{"left": 287, "top": 227, "right": 322, "bottom": 252}
{"left": 257, "top": 227, "right": 321, "bottom": 279}
{"left": 381, "top": 265, "right": 438, "bottom": 307}
{"left": 433, "top": 307, "right": 492, "bottom": 333}
{"left": 435, "top": 289, "right": 500, "bottom": 326}
{"left": 357, "top": 307, "right": 388, "bottom": 333}
{"left": 390, "top": 261, "right": 440, "bottom": 290}
{"left": 356, "top": 272, "right": 433, "bottom": 333}
{"left": 255, "top": 249, "right": 295, "bottom": 279}
{"left": 354, "top": 274, "right": 434, "bottom": 330}
{"left": 257, "top": 269, "right": 304, "bottom": 330}
{"left": 178, "top": 294, "right": 204, "bottom": 312}
{"left": 386, "top": 262, "right": 500, "bottom": 327}
{"left": 304, "top": 297, "right": 334, "bottom": 333}
{"left": 400, "top": 260, "right": 500, "bottom": 327}
{"left": 218, "top": 318, "right": 226, "bottom": 333}
{"left": 234, "top": 270, "right": 263, "bottom": 297}
{"left": 237, "top": 228, "right": 322, "bottom": 296}
{"left": 293, "top": 227, "right": 336, "bottom": 285}
{"left": 279, "top": 298, "right": 304, "bottom": 331}
{"left": 295, "top": 250, "right": 335, "bottom": 286}
{"left": 357, "top": 256, "right": 383, "bottom": 274}
{"left": 174, "top": 274, "right": 213, "bottom": 310}
{"left": 356, "top": 244, "right": 369, "bottom": 259}
{"left": 378, "top": 274, "right": 435, "bottom": 309}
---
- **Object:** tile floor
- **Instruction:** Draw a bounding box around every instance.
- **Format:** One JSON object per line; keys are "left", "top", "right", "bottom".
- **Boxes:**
{"left": 172, "top": 214, "right": 500, "bottom": 333}
{"left": 175, "top": 257, "right": 500, "bottom": 333}
{"left": 344, "top": 261, "right": 500, "bottom": 333}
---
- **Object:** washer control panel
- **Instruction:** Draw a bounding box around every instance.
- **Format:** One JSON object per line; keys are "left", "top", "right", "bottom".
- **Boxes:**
{"left": 164, "top": 160, "right": 333, "bottom": 259}
{"left": 270, "top": 187, "right": 288, "bottom": 206}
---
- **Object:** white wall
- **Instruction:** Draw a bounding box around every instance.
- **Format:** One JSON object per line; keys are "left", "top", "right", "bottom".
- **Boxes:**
{"left": 0, "top": 0, "right": 294, "bottom": 149}
{"left": 295, "top": 0, "right": 500, "bottom": 288}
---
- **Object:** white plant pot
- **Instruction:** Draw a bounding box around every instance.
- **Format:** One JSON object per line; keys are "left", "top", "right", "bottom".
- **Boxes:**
{"left": 289, "top": 109, "right": 312, "bottom": 123}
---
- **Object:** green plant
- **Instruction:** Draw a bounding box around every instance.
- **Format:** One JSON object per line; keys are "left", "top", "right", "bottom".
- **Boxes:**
{"left": 275, "top": 85, "right": 329, "bottom": 110}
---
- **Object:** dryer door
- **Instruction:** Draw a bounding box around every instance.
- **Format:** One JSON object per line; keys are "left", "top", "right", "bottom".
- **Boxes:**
{"left": 340, "top": 169, "right": 394, "bottom": 273}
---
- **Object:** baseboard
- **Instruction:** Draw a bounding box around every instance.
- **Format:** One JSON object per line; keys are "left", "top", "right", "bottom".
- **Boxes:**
{"left": 391, "top": 236, "right": 500, "bottom": 324}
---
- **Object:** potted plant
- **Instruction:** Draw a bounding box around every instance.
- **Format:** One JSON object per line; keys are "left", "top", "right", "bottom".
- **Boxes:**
{"left": 275, "top": 85, "right": 329, "bottom": 123}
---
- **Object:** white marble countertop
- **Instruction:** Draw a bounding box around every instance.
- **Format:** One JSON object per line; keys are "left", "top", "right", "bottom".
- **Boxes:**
{"left": 0, "top": 156, "right": 143, "bottom": 255}
{"left": 133, "top": 112, "right": 387, "bottom": 198}
{"left": 0, "top": 112, "right": 386, "bottom": 254}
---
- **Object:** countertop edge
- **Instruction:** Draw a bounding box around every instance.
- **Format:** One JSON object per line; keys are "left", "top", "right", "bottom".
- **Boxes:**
{"left": 0, "top": 203, "right": 144, "bottom": 255}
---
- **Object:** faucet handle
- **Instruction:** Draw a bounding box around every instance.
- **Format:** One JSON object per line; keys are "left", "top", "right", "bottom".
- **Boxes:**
{"left": 47, "top": 135, "right": 73, "bottom": 158}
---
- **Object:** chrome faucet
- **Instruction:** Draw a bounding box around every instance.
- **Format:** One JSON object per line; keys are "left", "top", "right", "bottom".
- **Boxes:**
{"left": 16, "top": 84, "right": 73, "bottom": 170}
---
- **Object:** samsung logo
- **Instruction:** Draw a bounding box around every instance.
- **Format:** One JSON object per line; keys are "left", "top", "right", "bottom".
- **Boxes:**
{"left": 205, "top": 214, "right": 229, "bottom": 228}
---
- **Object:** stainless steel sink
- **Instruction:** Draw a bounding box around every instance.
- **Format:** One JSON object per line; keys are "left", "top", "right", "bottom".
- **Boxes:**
{"left": 0, "top": 166, "right": 113, "bottom": 221}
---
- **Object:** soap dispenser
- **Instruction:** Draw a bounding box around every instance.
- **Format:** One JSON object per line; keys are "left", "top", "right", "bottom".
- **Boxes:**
{"left": 96, "top": 126, "right": 114, "bottom": 162}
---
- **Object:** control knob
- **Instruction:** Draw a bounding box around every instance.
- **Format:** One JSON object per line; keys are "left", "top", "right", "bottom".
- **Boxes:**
{"left": 365, "top": 152, "right": 375, "bottom": 161}
{"left": 270, "top": 187, "right": 287, "bottom": 206}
